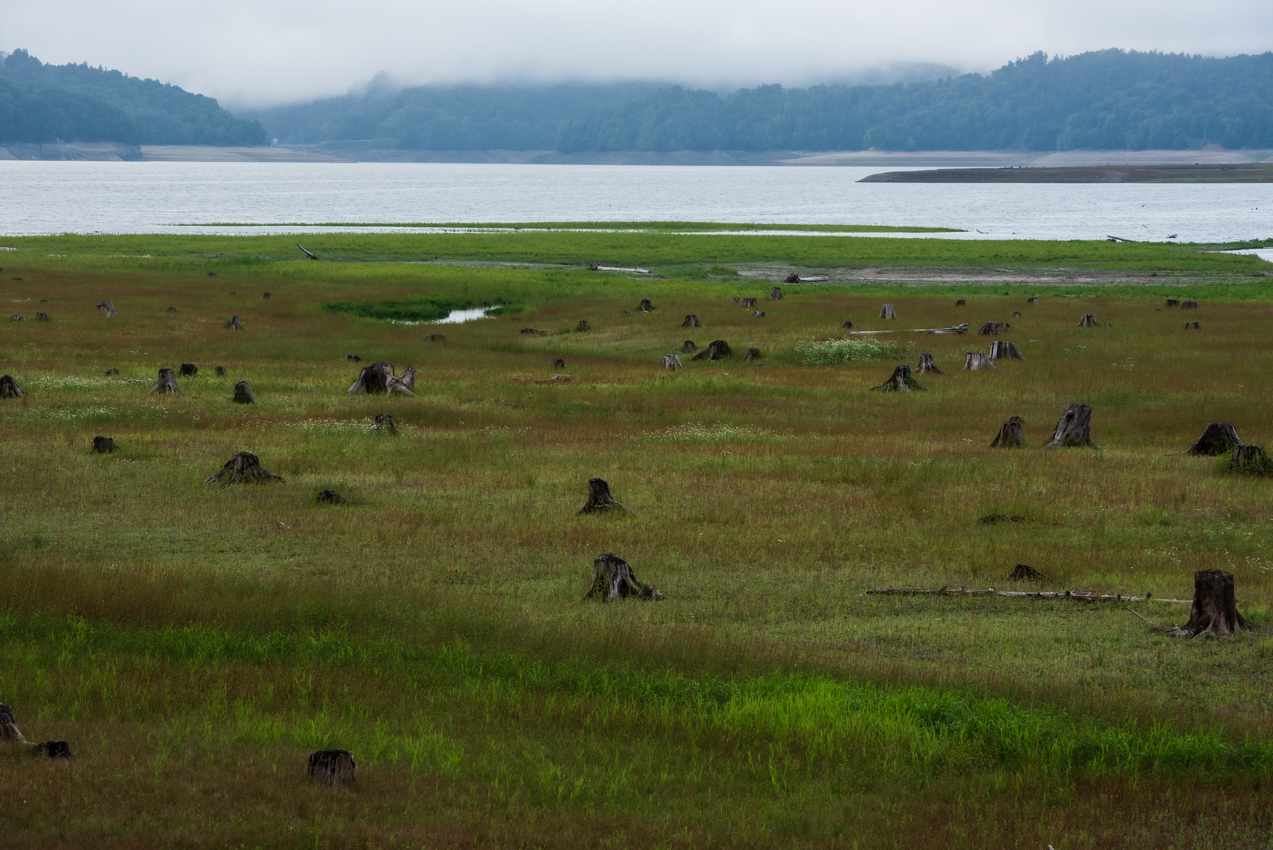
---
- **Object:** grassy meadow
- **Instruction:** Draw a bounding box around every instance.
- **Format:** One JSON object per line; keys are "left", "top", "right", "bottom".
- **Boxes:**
{"left": 1, "top": 232, "right": 1273, "bottom": 848}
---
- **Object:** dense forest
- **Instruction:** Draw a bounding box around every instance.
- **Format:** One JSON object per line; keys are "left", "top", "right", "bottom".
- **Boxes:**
{"left": 0, "top": 49, "right": 266, "bottom": 146}
{"left": 556, "top": 50, "right": 1273, "bottom": 152}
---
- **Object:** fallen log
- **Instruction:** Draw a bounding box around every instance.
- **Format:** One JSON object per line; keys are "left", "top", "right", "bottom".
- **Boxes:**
{"left": 867, "top": 586, "right": 1190, "bottom": 604}
{"left": 589, "top": 263, "right": 649, "bottom": 274}
{"left": 851, "top": 323, "right": 968, "bottom": 336}
{"left": 297, "top": 243, "right": 319, "bottom": 260}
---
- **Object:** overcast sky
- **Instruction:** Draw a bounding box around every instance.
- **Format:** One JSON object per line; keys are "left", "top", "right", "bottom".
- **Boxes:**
{"left": 2, "top": 0, "right": 1270, "bottom": 108}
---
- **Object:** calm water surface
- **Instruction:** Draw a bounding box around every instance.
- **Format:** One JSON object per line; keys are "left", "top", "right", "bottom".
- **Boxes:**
{"left": 1, "top": 161, "right": 1272, "bottom": 243}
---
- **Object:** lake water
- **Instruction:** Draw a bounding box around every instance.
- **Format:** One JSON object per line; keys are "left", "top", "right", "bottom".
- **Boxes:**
{"left": 1, "top": 161, "right": 1272, "bottom": 244}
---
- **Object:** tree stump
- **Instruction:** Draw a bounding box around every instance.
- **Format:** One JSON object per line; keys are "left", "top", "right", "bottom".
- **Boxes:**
{"left": 346, "top": 354, "right": 363, "bottom": 362}
{"left": 214, "top": 366, "right": 227, "bottom": 377}
{"left": 873, "top": 364, "right": 926, "bottom": 392}
{"left": 150, "top": 368, "right": 181, "bottom": 394}
{"left": 1184, "top": 321, "right": 1200, "bottom": 330}
{"left": 770, "top": 286, "right": 783, "bottom": 300}
{"left": 233, "top": 381, "right": 256, "bottom": 404}
{"left": 977, "top": 321, "right": 999, "bottom": 335}
{"left": 1027, "top": 297, "right": 1039, "bottom": 304}
{"left": 424, "top": 333, "right": 446, "bottom": 342}
{"left": 348, "top": 362, "right": 395, "bottom": 394}
{"left": 842, "top": 320, "right": 853, "bottom": 329}
{"left": 387, "top": 368, "right": 416, "bottom": 396}
{"left": 752, "top": 310, "right": 765, "bottom": 318}
{"left": 97, "top": 300, "right": 117, "bottom": 317}
{"left": 1167, "top": 570, "right": 1257, "bottom": 638}
{"left": 0, "top": 703, "right": 26, "bottom": 742}
{"left": 225, "top": 316, "right": 244, "bottom": 330}
{"left": 879, "top": 304, "right": 897, "bottom": 319}
{"left": 1009, "top": 564, "right": 1045, "bottom": 581}
{"left": 681, "top": 340, "right": 697, "bottom": 353}
{"left": 692, "top": 340, "right": 732, "bottom": 361}
{"left": 1184, "top": 423, "right": 1243, "bottom": 456}
{"left": 962, "top": 351, "right": 997, "bottom": 370}
{"left": 955, "top": 299, "right": 966, "bottom": 306}
{"left": 104, "top": 368, "right": 120, "bottom": 376}
{"left": 203, "top": 452, "right": 284, "bottom": 486}
{"left": 166, "top": 306, "right": 177, "bottom": 312}
{"left": 0, "top": 375, "right": 22, "bottom": 398}
{"left": 582, "top": 553, "right": 663, "bottom": 601}
{"left": 36, "top": 740, "right": 71, "bottom": 759}
{"left": 1077, "top": 314, "right": 1098, "bottom": 327}
{"left": 745, "top": 347, "right": 761, "bottom": 362}
{"left": 1165, "top": 299, "right": 1179, "bottom": 306}
{"left": 741, "top": 297, "right": 757, "bottom": 308}
{"left": 552, "top": 358, "right": 566, "bottom": 369}
{"left": 783, "top": 273, "right": 799, "bottom": 283}
{"left": 308, "top": 750, "right": 356, "bottom": 786}
{"left": 681, "top": 314, "right": 702, "bottom": 328}
{"left": 661, "top": 354, "right": 683, "bottom": 371}
{"left": 36, "top": 312, "right": 50, "bottom": 321}
{"left": 916, "top": 353, "right": 942, "bottom": 374}
{"left": 180, "top": 363, "right": 198, "bottom": 377}
{"left": 1230, "top": 444, "right": 1272, "bottom": 475}
{"left": 1043, "top": 403, "right": 1096, "bottom": 449}
{"left": 578, "top": 478, "right": 628, "bottom": 514}
{"left": 576, "top": 320, "right": 590, "bottom": 332}
{"left": 261, "top": 292, "right": 271, "bottom": 299}
{"left": 1182, "top": 300, "right": 1198, "bottom": 309}
{"left": 92, "top": 436, "right": 116, "bottom": 454}
{"left": 9, "top": 314, "right": 23, "bottom": 323}
{"left": 519, "top": 328, "right": 538, "bottom": 335}
{"left": 1012, "top": 311, "right": 1021, "bottom": 317}
{"left": 373, "top": 413, "right": 397, "bottom": 434}
{"left": 990, "top": 415, "right": 1025, "bottom": 448}
{"left": 729, "top": 297, "right": 740, "bottom": 304}
{"left": 639, "top": 299, "right": 654, "bottom": 312}
{"left": 988, "top": 340, "right": 1024, "bottom": 360}
{"left": 316, "top": 489, "right": 343, "bottom": 504}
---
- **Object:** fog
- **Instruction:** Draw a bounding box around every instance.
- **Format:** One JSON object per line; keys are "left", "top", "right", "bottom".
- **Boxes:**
{"left": 3, "top": 0, "right": 1270, "bottom": 108}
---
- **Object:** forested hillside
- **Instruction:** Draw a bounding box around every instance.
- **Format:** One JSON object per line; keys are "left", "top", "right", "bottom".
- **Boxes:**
{"left": 556, "top": 50, "right": 1273, "bottom": 152}
{"left": 0, "top": 49, "right": 266, "bottom": 146}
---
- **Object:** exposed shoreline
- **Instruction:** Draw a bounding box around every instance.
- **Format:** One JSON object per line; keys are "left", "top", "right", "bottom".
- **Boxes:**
{"left": 861, "top": 164, "right": 1273, "bottom": 183}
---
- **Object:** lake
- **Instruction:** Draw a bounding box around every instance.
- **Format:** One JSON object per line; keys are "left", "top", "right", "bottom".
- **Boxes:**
{"left": 1, "top": 161, "right": 1271, "bottom": 243}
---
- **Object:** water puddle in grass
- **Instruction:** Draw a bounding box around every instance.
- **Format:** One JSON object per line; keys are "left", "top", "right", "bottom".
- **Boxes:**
{"left": 434, "top": 306, "right": 499, "bottom": 323}
{"left": 1224, "top": 248, "right": 1273, "bottom": 262}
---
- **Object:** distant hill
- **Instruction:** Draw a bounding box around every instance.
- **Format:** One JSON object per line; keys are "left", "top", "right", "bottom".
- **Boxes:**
{"left": 0, "top": 49, "right": 266, "bottom": 146}
{"left": 556, "top": 50, "right": 1273, "bottom": 152}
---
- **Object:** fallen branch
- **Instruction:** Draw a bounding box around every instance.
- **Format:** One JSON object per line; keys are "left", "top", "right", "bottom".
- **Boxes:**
{"left": 866, "top": 586, "right": 1191, "bottom": 604}
{"left": 848, "top": 323, "right": 968, "bottom": 336}
{"left": 590, "top": 264, "right": 649, "bottom": 274}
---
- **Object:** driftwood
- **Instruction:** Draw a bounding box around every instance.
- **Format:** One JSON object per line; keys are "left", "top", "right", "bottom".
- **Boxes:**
{"left": 36, "top": 312, "right": 49, "bottom": 321}
{"left": 214, "top": 366, "right": 227, "bottom": 377}
{"left": 98, "top": 300, "right": 117, "bottom": 317}
{"left": 1044, "top": 403, "right": 1097, "bottom": 449}
{"left": 589, "top": 264, "right": 649, "bottom": 273}
{"left": 1182, "top": 300, "right": 1198, "bottom": 309}
{"left": 1166, "top": 299, "right": 1180, "bottom": 307}
{"left": 104, "top": 368, "right": 119, "bottom": 376}
{"left": 297, "top": 243, "right": 319, "bottom": 261}
{"left": 873, "top": 364, "right": 926, "bottom": 392}
{"left": 308, "top": 750, "right": 356, "bottom": 786}
{"left": 582, "top": 553, "right": 663, "bottom": 601}
{"left": 225, "top": 316, "right": 244, "bottom": 330}
{"left": 150, "top": 368, "right": 181, "bottom": 394}
{"left": 92, "top": 436, "right": 116, "bottom": 454}
{"left": 348, "top": 362, "right": 395, "bottom": 394}
{"left": 681, "top": 340, "right": 697, "bottom": 353}
{"left": 1165, "top": 570, "right": 1259, "bottom": 638}
{"left": 955, "top": 299, "right": 966, "bottom": 306}
{"left": 977, "top": 321, "right": 999, "bottom": 335}
{"left": 576, "top": 320, "right": 590, "bottom": 332}
{"left": 990, "top": 415, "right": 1025, "bottom": 448}
{"left": 261, "top": 292, "right": 271, "bottom": 299}
{"left": 770, "top": 286, "right": 783, "bottom": 300}
{"left": 963, "top": 351, "right": 997, "bottom": 371}
{"left": 989, "top": 340, "right": 1024, "bottom": 360}
{"left": 552, "top": 358, "right": 566, "bottom": 370}
{"left": 1027, "top": 297, "right": 1039, "bottom": 304}
{"left": 692, "top": 340, "right": 732, "bottom": 361}
{"left": 0, "top": 375, "right": 22, "bottom": 398}
{"left": 916, "top": 353, "right": 942, "bottom": 374}
{"left": 316, "top": 489, "right": 343, "bottom": 504}
{"left": 346, "top": 354, "right": 363, "bottom": 362}
{"left": 1184, "top": 423, "right": 1243, "bottom": 456}
{"left": 514, "top": 373, "right": 572, "bottom": 384}
{"left": 233, "top": 381, "right": 256, "bottom": 404}
{"left": 203, "top": 452, "right": 284, "bottom": 487}
{"left": 639, "top": 299, "right": 654, "bottom": 312}
{"left": 681, "top": 314, "right": 702, "bottom": 328}
{"left": 842, "top": 321, "right": 853, "bottom": 329}
{"left": 879, "top": 304, "right": 897, "bottom": 319}
{"left": 752, "top": 310, "right": 765, "bottom": 318}
{"left": 578, "top": 478, "right": 628, "bottom": 514}
{"left": 1077, "top": 314, "right": 1098, "bottom": 327}
{"left": 179, "top": 363, "right": 198, "bottom": 377}
{"left": 867, "top": 586, "right": 1190, "bottom": 605}
{"left": 741, "top": 298, "right": 758, "bottom": 308}
{"left": 36, "top": 740, "right": 71, "bottom": 759}
{"left": 1009, "top": 564, "right": 1045, "bottom": 581}
{"left": 373, "top": 413, "right": 396, "bottom": 434}
{"left": 0, "top": 703, "right": 27, "bottom": 742}
{"left": 661, "top": 354, "right": 683, "bottom": 371}
{"left": 1231, "top": 444, "right": 1272, "bottom": 475}
{"left": 1184, "top": 321, "right": 1200, "bottom": 330}
{"left": 424, "top": 333, "right": 446, "bottom": 342}
{"left": 745, "top": 347, "right": 761, "bottom": 362}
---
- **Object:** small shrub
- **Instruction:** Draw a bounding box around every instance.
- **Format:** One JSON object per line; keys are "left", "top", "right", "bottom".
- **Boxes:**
{"left": 796, "top": 338, "right": 898, "bottom": 365}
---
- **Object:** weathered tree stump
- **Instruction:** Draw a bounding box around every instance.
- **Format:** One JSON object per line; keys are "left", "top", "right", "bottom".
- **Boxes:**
{"left": 1184, "top": 423, "right": 1243, "bottom": 456}
{"left": 1027, "top": 297, "right": 1039, "bottom": 304}
{"left": 424, "top": 333, "right": 446, "bottom": 342}
{"left": 977, "top": 321, "right": 999, "bottom": 335}
{"left": 582, "top": 553, "right": 663, "bottom": 601}
{"left": 346, "top": 354, "right": 362, "bottom": 362}
{"left": 1043, "top": 403, "right": 1096, "bottom": 449}
{"left": 576, "top": 320, "right": 590, "bottom": 332}
{"left": 104, "top": 368, "right": 120, "bottom": 376}
{"left": 661, "top": 354, "right": 683, "bottom": 371}
{"left": 962, "top": 351, "right": 997, "bottom": 371}
{"left": 990, "top": 415, "right": 1025, "bottom": 448}
{"left": 1167, "top": 570, "right": 1257, "bottom": 638}
{"left": 741, "top": 297, "right": 758, "bottom": 308}
{"left": 692, "top": 340, "right": 732, "bottom": 361}
{"left": 261, "top": 292, "right": 271, "bottom": 299}
{"left": 639, "top": 299, "right": 654, "bottom": 312}
{"left": 578, "top": 478, "right": 628, "bottom": 514}
{"left": 745, "top": 347, "right": 761, "bottom": 362}
{"left": 98, "top": 300, "right": 117, "bottom": 317}
{"left": 729, "top": 297, "right": 741, "bottom": 304}
{"left": 10, "top": 314, "right": 24, "bottom": 323}
{"left": 92, "top": 436, "right": 116, "bottom": 454}
{"left": 1182, "top": 300, "right": 1198, "bottom": 309}
{"left": 203, "top": 452, "right": 283, "bottom": 486}
{"left": 150, "top": 368, "right": 181, "bottom": 394}
{"left": 348, "top": 362, "right": 395, "bottom": 394}
{"left": 316, "top": 489, "right": 343, "bottom": 504}
{"left": 842, "top": 320, "right": 853, "bottom": 329}
{"left": 179, "top": 363, "right": 198, "bottom": 377}
{"left": 308, "top": 750, "right": 356, "bottom": 786}
{"left": 0, "top": 703, "right": 26, "bottom": 742}
{"left": 915, "top": 353, "right": 942, "bottom": 374}
{"left": 233, "top": 381, "right": 256, "bottom": 404}
{"left": 681, "top": 314, "right": 702, "bottom": 328}
{"left": 955, "top": 299, "right": 966, "bottom": 306}
{"left": 752, "top": 310, "right": 765, "bottom": 318}
{"left": 0, "top": 375, "right": 23, "bottom": 398}
{"left": 166, "top": 306, "right": 178, "bottom": 312}
{"left": 1184, "top": 321, "right": 1200, "bottom": 330}
{"left": 519, "top": 328, "right": 538, "bottom": 335}
{"left": 681, "top": 340, "right": 697, "bottom": 353}
{"left": 1230, "top": 444, "right": 1272, "bottom": 475}
{"left": 214, "top": 366, "right": 227, "bottom": 377}
{"left": 552, "top": 358, "right": 566, "bottom": 370}
{"left": 1166, "top": 299, "right": 1179, "bottom": 307}
{"left": 373, "top": 413, "right": 397, "bottom": 434}
{"left": 879, "top": 304, "right": 897, "bottom": 319}
{"left": 225, "top": 316, "right": 244, "bottom": 330}
{"left": 1077, "top": 314, "right": 1098, "bottom": 327}
{"left": 1012, "top": 311, "right": 1021, "bottom": 317}
{"left": 988, "top": 340, "right": 1025, "bottom": 360}
{"left": 873, "top": 364, "right": 926, "bottom": 392}
{"left": 1009, "top": 564, "right": 1045, "bottom": 581}
{"left": 36, "top": 740, "right": 71, "bottom": 759}
{"left": 387, "top": 368, "right": 416, "bottom": 396}
{"left": 36, "top": 312, "right": 50, "bottom": 321}
{"left": 770, "top": 286, "right": 783, "bottom": 300}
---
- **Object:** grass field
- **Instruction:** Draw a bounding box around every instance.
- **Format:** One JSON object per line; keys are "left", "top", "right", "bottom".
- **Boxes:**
{"left": 1, "top": 233, "right": 1273, "bottom": 848}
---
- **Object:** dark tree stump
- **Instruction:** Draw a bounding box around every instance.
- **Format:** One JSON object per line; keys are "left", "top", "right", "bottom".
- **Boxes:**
{"left": 752, "top": 310, "right": 765, "bottom": 318}
{"left": 519, "top": 328, "right": 538, "bottom": 335}
{"left": 977, "top": 321, "right": 999, "bottom": 335}
{"left": 179, "top": 363, "right": 198, "bottom": 377}
{"left": 1077, "top": 314, "right": 1098, "bottom": 327}
{"left": 1012, "top": 311, "right": 1021, "bottom": 317}
{"left": 1182, "top": 300, "right": 1198, "bottom": 309}
{"left": 741, "top": 297, "right": 758, "bottom": 308}
{"left": 316, "top": 489, "right": 343, "bottom": 504}
{"left": 989, "top": 341, "right": 1024, "bottom": 360}
{"left": 1184, "top": 321, "right": 1200, "bottom": 330}
{"left": 578, "top": 478, "right": 628, "bottom": 514}
{"left": 36, "top": 740, "right": 71, "bottom": 759}
{"left": 639, "top": 299, "right": 654, "bottom": 312}
{"left": 11, "top": 313, "right": 25, "bottom": 322}
{"left": 1184, "top": 423, "right": 1243, "bottom": 456}
{"left": 150, "top": 368, "right": 181, "bottom": 394}
{"left": 104, "top": 368, "right": 119, "bottom": 376}
{"left": 955, "top": 299, "right": 966, "bottom": 306}
{"left": 233, "top": 381, "right": 256, "bottom": 404}
{"left": 1168, "top": 570, "right": 1257, "bottom": 638}
{"left": 873, "top": 364, "right": 926, "bottom": 392}
{"left": 1166, "top": 299, "right": 1179, "bottom": 307}
{"left": 552, "top": 358, "right": 566, "bottom": 369}
{"left": 661, "top": 354, "right": 683, "bottom": 371}
{"left": 1027, "top": 297, "right": 1039, "bottom": 304}
{"left": 0, "top": 375, "right": 22, "bottom": 398}
{"left": 424, "top": 333, "right": 446, "bottom": 342}
{"left": 1230, "top": 444, "right": 1272, "bottom": 475}
{"left": 214, "top": 366, "right": 227, "bottom": 377}
{"left": 692, "top": 340, "right": 732, "bottom": 361}
{"left": 582, "top": 553, "right": 663, "bottom": 601}
{"left": 770, "top": 286, "right": 783, "bottom": 300}
{"left": 729, "top": 296, "right": 740, "bottom": 304}
{"left": 962, "top": 351, "right": 997, "bottom": 371}
{"left": 879, "top": 304, "right": 897, "bottom": 319}
{"left": 346, "top": 354, "right": 362, "bottom": 362}
{"left": 1009, "top": 564, "right": 1045, "bottom": 581}
{"left": 681, "top": 340, "right": 697, "bottom": 353}
{"left": 373, "top": 413, "right": 397, "bottom": 434}
{"left": 97, "top": 300, "right": 117, "bottom": 317}
{"left": 1043, "top": 403, "right": 1096, "bottom": 449}
{"left": 681, "top": 314, "right": 702, "bottom": 328}
{"left": 990, "top": 415, "right": 1025, "bottom": 448}
{"left": 842, "top": 320, "right": 853, "bottom": 329}
{"left": 576, "top": 320, "right": 590, "bottom": 332}
{"left": 92, "top": 436, "right": 116, "bottom": 454}
{"left": 261, "top": 292, "right": 271, "bottom": 299}
{"left": 916, "top": 353, "right": 942, "bottom": 374}
{"left": 0, "top": 703, "right": 26, "bottom": 742}
{"left": 203, "top": 452, "right": 284, "bottom": 487}
{"left": 387, "top": 367, "right": 416, "bottom": 396}
{"left": 225, "top": 316, "right": 244, "bottom": 330}
{"left": 308, "top": 750, "right": 356, "bottom": 786}
{"left": 745, "top": 347, "right": 761, "bottom": 362}
{"left": 166, "top": 306, "right": 177, "bottom": 312}
{"left": 36, "top": 312, "right": 50, "bottom": 321}
{"left": 348, "top": 362, "right": 395, "bottom": 394}
{"left": 783, "top": 273, "right": 799, "bottom": 283}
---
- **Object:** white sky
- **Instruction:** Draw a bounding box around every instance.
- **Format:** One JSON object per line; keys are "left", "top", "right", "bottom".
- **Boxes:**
{"left": 2, "top": 0, "right": 1270, "bottom": 108}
